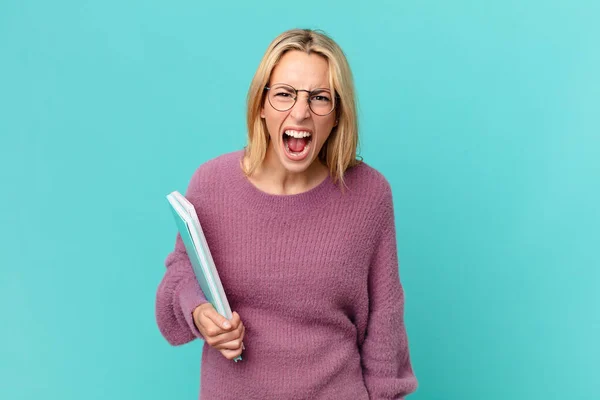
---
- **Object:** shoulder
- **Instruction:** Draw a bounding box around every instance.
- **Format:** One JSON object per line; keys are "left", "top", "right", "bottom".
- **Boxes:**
{"left": 186, "top": 149, "right": 244, "bottom": 194}
{"left": 342, "top": 160, "right": 394, "bottom": 207}
{"left": 337, "top": 161, "right": 397, "bottom": 239}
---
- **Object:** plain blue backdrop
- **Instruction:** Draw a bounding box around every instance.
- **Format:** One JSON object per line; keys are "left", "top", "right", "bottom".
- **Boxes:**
{"left": 1, "top": 1, "right": 598, "bottom": 399}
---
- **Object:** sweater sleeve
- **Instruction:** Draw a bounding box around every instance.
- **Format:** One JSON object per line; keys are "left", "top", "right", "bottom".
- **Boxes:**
{"left": 155, "top": 171, "right": 209, "bottom": 345}
{"left": 360, "top": 185, "right": 418, "bottom": 399}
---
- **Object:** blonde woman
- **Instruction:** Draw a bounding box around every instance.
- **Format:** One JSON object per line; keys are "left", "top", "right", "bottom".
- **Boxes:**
{"left": 156, "top": 28, "right": 418, "bottom": 399}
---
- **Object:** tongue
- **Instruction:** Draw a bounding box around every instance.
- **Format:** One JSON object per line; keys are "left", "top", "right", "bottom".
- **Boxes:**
{"left": 288, "top": 137, "right": 307, "bottom": 153}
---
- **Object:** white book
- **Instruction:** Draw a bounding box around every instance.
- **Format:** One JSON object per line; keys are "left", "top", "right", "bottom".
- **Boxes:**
{"left": 166, "top": 191, "right": 243, "bottom": 362}
{"left": 166, "top": 191, "right": 233, "bottom": 319}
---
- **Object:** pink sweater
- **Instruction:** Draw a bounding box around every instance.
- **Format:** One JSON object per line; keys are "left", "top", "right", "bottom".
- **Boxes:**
{"left": 155, "top": 150, "right": 417, "bottom": 399}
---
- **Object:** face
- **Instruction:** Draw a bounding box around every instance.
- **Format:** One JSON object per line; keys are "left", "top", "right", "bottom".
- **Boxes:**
{"left": 261, "top": 50, "right": 337, "bottom": 175}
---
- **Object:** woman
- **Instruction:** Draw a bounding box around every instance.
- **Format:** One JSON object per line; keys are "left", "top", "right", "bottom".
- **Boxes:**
{"left": 155, "top": 28, "right": 418, "bottom": 399}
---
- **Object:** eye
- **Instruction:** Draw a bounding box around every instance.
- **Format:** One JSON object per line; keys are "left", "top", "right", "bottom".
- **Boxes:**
{"left": 311, "top": 94, "right": 331, "bottom": 102}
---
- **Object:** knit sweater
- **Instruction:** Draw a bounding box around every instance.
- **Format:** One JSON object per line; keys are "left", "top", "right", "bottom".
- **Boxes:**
{"left": 155, "top": 150, "right": 418, "bottom": 399}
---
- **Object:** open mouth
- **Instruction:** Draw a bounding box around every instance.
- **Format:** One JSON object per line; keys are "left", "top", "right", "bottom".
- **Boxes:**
{"left": 282, "top": 129, "right": 312, "bottom": 159}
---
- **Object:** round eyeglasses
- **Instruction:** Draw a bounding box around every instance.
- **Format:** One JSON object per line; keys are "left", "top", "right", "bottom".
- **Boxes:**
{"left": 264, "top": 84, "right": 337, "bottom": 116}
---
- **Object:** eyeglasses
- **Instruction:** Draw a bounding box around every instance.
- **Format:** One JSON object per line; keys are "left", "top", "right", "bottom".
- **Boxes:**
{"left": 264, "top": 83, "right": 337, "bottom": 116}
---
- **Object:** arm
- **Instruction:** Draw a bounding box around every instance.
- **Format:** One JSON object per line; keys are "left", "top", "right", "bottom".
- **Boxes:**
{"left": 360, "top": 186, "right": 418, "bottom": 399}
{"left": 155, "top": 168, "right": 209, "bottom": 345}
{"left": 155, "top": 232, "right": 209, "bottom": 345}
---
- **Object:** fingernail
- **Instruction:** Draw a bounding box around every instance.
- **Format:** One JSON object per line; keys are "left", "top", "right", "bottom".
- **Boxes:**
{"left": 223, "top": 321, "right": 231, "bottom": 329}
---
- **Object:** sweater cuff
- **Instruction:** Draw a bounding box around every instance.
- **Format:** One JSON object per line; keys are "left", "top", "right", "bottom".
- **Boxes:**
{"left": 178, "top": 279, "right": 208, "bottom": 339}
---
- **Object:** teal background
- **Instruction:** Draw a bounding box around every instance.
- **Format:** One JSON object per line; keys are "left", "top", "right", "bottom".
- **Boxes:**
{"left": 1, "top": 0, "right": 598, "bottom": 399}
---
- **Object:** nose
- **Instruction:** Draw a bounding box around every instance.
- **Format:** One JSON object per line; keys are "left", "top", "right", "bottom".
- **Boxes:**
{"left": 290, "top": 92, "right": 311, "bottom": 121}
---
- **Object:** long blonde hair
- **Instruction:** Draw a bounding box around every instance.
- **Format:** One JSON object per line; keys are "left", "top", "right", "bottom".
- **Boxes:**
{"left": 243, "top": 28, "right": 362, "bottom": 188}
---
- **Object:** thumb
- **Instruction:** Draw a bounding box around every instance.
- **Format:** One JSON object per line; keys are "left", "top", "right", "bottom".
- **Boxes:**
{"left": 205, "top": 308, "right": 232, "bottom": 330}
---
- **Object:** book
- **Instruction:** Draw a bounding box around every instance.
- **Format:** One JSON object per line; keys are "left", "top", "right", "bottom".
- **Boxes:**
{"left": 166, "top": 191, "right": 242, "bottom": 362}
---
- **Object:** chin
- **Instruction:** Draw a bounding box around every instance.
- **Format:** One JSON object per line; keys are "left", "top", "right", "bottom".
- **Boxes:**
{"left": 278, "top": 151, "right": 315, "bottom": 173}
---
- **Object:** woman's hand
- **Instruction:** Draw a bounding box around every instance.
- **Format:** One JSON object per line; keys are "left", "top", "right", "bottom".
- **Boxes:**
{"left": 192, "top": 303, "right": 245, "bottom": 360}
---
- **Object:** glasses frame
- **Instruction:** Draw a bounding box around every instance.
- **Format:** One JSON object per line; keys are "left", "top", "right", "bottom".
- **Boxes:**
{"left": 264, "top": 84, "right": 338, "bottom": 116}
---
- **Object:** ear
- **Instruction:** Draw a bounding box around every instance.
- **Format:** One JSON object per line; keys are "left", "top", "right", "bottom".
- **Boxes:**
{"left": 260, "top": 106, "right": 265, "bottom": 119}
{"left": 334, "top": 108, "right": 341, "bottom": 126}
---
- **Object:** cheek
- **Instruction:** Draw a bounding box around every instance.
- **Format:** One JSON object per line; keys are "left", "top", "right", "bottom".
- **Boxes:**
{"left": 263, "top": 111, "right": 284, "bottom": 138}
{"left": 265, "top": 108, "right": 287, "bottom": 127}
{"left": 315, "top": 120, "right": 336, "bottom": 142}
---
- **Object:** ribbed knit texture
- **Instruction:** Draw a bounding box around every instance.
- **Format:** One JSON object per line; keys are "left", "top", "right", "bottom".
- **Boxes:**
{"left": 155, "top": 150, "right": 417, "bottom": 399}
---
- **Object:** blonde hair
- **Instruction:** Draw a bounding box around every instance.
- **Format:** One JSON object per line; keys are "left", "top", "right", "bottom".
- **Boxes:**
{"left": 243, "top": 28, "right": 362, "bottom": 188}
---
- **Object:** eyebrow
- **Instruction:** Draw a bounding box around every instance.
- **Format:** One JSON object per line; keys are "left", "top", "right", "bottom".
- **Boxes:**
{"left": 271, "top": 83, "right": 331, "bottom": 91}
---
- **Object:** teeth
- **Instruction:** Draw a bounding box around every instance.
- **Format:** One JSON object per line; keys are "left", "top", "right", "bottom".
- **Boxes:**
{"left": 284, "top": 129, "right": 312, "bottom": 139}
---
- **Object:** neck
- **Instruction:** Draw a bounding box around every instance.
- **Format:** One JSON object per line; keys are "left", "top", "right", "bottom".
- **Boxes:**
{"left": 245, "top": 144, "right": 328, "bottom": 196}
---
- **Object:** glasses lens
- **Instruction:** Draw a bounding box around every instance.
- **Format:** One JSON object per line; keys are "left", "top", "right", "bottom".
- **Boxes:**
{"left": 268, "top": 84, "right": 296, "bottom": 111}
{"left": 308, "top": 90, "right": 334, "bottom": 116}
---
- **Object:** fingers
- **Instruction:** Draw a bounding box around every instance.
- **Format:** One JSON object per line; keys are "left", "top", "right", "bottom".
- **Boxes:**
{"left": 213, "top": 324, "right": 245, "bottom": 350}
{"left": 229, "top": 311, "right": 241, "bottom": 329}
{"left": 192, "top": 304, "right": 246, "bottom": 361}
{"left": 203, "top": 307, "right": 235, "bottom": 331}
{"left": 193, "top": 303, "right": 226, "bottom": 336}
{"left": 199, "top": 311, "right": 242, "bottom": 337}
{"left": 220, "top": 344, "right": 244, "bottom": 360}
{"left": 205, "top": 321, "right": 245, "bottom": 348}
{"left": 217, "top": 338, "right": 244, "bottom": 350}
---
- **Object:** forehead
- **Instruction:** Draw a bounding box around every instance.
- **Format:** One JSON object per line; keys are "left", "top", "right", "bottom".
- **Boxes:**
{"left": 270, "top": 50, "right": 330, "bottom": 89}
